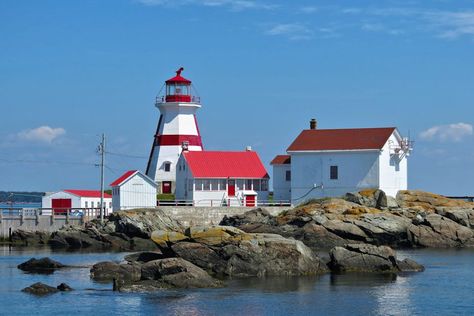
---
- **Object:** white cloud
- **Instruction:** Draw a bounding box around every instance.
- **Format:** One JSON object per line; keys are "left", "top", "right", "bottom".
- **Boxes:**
{"left": 419, "top": 123, "right": 473, "bottom": 142}
{"left": 299, "top": 6, "right": 318, "bottom": 14}
{"left": 136, "top": 0, "right": 277, "bottom": 11}
{"left": 264, "top": 23, "right": 313, "bottom": 40}
{"left": 425, "top": 11, "right": 474, "bottom": 39}
{"left": 17, "top": 126, "right": 66, "bottom": 144}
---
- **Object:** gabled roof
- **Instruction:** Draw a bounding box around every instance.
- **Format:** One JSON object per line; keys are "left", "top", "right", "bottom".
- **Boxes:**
{"left": 64, "top": 190, "right": 112, "bottom": 198}
{"left": 110, "top": 170, "right": 138, "bottom": 187}
{"left": 270, "top": 155, "right": 291, "bottom": 165}
{"left": 287, "top": 127, "right": 397, "bottom": 152}
{"left": 183, "top": 151, "right": 269, "bottom": 179}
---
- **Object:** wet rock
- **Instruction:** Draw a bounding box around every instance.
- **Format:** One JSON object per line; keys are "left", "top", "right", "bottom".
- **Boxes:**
{"left": 57, "top": 283, "right": 73, "bottom": 291}
{"left": 140, "top": 258, "right": 222, "bottom": 288}
{"left": 328, "top": 244, "right": 423, "bottom": 273}
{"left": 396, "top": 258, "right": 425, "bottom": 272}
{"left": 124, "top": 251, "right": 165, "bottom": 263}
{"left": 22, "top": 282, "right": 59, "bottom": 295}
{"left": 49, "top": 225, "right": 110, "bottom": 249}
{"left": 18, "top": 257, "right": 66, "bottom": 272}
{"left": 90, "top": 261, "right": 141, "bottom": 282}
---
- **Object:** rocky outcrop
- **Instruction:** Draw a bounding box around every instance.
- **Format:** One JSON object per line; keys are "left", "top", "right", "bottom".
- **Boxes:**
{"left": 158, "top": 225, "right": 328, "bottom": 277}
{"left": 10, "top": 230, "right": 50, "bottom": 246}
{"left": 18, "top": 257, "right": 66, "bottom": 273}
{"left": 90, "top": 261, "right": 142, "bottom": 282}
{"left": 328, "top": 244, "right": 424, "bottom": 273}
{"left": 22, "top": 282, "right": 59, "bottom": 295}
{"left": 57, "top": 283, "right": 74, "bottom": 291}
{"left": 47, "top": 209, "right": 183, "bottom": 251}
{"left": 407, "top": 214, "right": 474, "bottom": 247}
{"left": 220, "top": 190, "right": 474, "bottom": 249}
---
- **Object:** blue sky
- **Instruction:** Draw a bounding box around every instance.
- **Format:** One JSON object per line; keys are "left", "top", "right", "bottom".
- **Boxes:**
{"left": 1, "top": 0, "right": 474, "bottom": 195}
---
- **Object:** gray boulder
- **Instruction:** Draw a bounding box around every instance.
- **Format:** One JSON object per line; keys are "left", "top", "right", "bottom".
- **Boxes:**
{"left": 22, "top": 282, "right": 59, "bottom": 295}
{"left": 90, "top": 261, "right": 141, "bottom": 282}
{"left": 18, "top": 257, "right": 66, "bottom": 272}
{"left": 328, "top": 244, "right": 424, "bottom": 273}
{"left": 10, "top": 230, "right": 51, "bottom": 246}
{"left": 109, "top": 209, "right": 184, "bottom": 239}
{"left": 124, "top": 251, "right": 165, "bottom": 263}
{"left": 140, "top": 258, "right": 222, "bottom": 288}
{"left": 408, "top": 213, "right": 474, "bottom": 247}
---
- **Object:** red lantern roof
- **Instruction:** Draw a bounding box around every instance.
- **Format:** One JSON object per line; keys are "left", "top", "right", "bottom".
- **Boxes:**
{"left": 165, "top": 67, "right": 191, "bottom": 84}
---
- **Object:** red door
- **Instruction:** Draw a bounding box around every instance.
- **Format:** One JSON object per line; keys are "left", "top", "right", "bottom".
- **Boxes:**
{"left": 162, "top": 181, "right": 172, "bottom": 194}
{"left": 227, "top": 180, "right": 235, "bottom": 196}
{"left": 245, "top": 195, "right": 256, "bottom": 207}
{"left": 52, "top": 198, "right": 71, "bottom": 215}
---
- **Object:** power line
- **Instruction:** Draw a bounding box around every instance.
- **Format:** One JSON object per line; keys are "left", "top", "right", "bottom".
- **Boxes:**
{"left": 0, "top": 157, "right": 95, "bottom": 166}
{"left": 106, "top": 151, "right": 147, "bottom": 159}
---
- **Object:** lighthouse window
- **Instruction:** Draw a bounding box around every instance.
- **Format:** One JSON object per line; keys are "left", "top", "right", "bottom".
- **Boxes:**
{"left": 164, "top": 162, "right": 171, "bottom": 172}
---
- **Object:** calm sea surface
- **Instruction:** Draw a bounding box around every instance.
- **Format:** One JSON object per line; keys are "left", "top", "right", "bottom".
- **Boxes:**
{"left": 0, "top": 247, "right": 473, "bottom": 316}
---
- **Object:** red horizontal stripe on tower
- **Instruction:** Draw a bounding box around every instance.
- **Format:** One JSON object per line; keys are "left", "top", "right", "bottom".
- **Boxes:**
{"left": 154, "top": 135, "right": 203, "bottom": 147}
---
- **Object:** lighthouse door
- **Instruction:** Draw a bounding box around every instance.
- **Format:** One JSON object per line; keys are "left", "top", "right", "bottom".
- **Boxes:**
{"left": 227, "top": 180, "right": 235, "bottom": 197}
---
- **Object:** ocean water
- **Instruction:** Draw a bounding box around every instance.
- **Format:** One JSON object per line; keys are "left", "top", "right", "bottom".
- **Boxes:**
{"left": 0, "top": 247, "right": 473, "bottom": 316}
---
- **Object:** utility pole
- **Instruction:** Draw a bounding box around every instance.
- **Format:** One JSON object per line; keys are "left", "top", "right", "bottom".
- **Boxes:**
{"left": 98, "top": 133, "right": 106, "bottom": 223}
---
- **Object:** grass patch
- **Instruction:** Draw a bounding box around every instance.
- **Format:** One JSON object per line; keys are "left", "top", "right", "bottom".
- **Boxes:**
{"left": 157, "top": 194, "right": 175, "bottom": 200}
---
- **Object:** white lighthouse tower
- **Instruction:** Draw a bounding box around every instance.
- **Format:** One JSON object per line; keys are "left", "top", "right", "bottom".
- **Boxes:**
{"left": 145, "top": 68, "right": 203, "bottom": 194}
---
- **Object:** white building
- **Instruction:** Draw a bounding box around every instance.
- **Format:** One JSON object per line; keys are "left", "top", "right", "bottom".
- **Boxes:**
{"left": 110, "top": 170, "right": 158, "bottom": 211}
{"left": 42, "top": 190, "right": 112, "bottom": 215}
{"left": 270, "top": 155, "right": 291, "bottom": 202}
{"left": 272, "top": 120, "right": 412, "bottom": 204}
{"left": 146, "top": 68, "right": 203, "bottom": 194}
{"left": 175, "top": 150, "right": 270, "bottom": 207}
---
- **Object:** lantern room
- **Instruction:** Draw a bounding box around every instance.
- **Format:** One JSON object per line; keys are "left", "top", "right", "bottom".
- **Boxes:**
{"left": 165, "top": 67, "right": 193, "bottom": 102}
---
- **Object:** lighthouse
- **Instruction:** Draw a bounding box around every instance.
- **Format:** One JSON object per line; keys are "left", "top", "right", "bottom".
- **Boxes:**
{"left": 145, "top": 68, "right": 203, "bottom": 194}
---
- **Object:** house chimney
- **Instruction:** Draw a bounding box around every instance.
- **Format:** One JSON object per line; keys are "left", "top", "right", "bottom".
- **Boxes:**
{"left": 245, "top": 146, "right": 252, "bottom": 151}
{"left": 310, "top": 119, "right": 317, "bottom": 130}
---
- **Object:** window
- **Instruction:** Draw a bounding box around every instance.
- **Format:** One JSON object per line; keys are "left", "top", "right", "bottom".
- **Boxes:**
{"left": 188, "top": 179, "right": 194, "bottom": 191}
{"left": 85, "top": 201, "right": 88, "bottom": 208}
{"left": 246, "top": 179, "right": 253, "bottom": 190}
{"left": 203, "top": 179, "right": 211, "bottom": 191}
{"left": 109, "top": 202, "right": 112, "bottom": 208}
{"left": 285, "top": 170, "right": 291, "bottom": 181}
{"left": 253, "top": 179, "right": 261, "bottom": 191}
{"left": 210, "top": 179, "right": 219, "bottom": 191}
{"left": 218, "top": 179, "right": 227, "bottom": 191}
{"left": 195, "top": 179, "right": 203, "bottom": 191}
{"left": 330, "top": 165, "right": 338, "bottom": 180}
{"left": 261, "top": 179, "right": 269, "bottom": 191}
{"left": 91, "top": 201, "right": 94, "bottom": 208}
{"left": 164, "top": 162, "right": 171, "bottom": 172}
{"left": 236, "top": 179, "right": 244, "bottom": 191}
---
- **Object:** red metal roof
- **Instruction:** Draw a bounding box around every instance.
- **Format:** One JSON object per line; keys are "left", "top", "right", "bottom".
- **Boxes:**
{"left": 183, "top": 151, "right": 269, "bottom": 179}
{"left": 270, "top": 155, "right": 291, "bottom": 165}
{"left": 287, "top": 127, "right": 396, "bottom": 151}
{"left": 166, "top": 68, "right": 191, "bottom": 84}
{"left": 64, "top": 190, "right": 112, "bottom": 198}
{"left": 109, "top": 170, "right": 138, "bottom": 187}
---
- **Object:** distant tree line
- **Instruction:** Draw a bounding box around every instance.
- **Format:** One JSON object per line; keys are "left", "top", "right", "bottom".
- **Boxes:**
{"left": 0, "top": 191, "right": 44, "bottom": 203}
